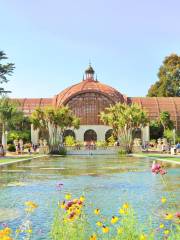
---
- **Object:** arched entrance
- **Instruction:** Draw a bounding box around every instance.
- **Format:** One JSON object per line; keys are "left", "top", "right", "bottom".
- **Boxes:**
{"left": 63, "top": 129, "right": 76, "bottom": 141}
{"left": 133, "top": 128, "right": 142, "bottom": 139}
{"left": 84, "top": 129, "right": 97, "bottom": 142}
{"left": 105, "top": 129, "right": 113, "bottom": 142}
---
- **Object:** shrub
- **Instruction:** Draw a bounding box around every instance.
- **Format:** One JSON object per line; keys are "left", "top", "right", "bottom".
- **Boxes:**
{"left": 163, "top": 129, "right": 174, "bottom": 143}
{"left": 7, "top": 144, "right": 16, "bottom": 152}
{"left": 50, "top": 147, "right": 67, "bottom": 156}
{"left": 107, "top": 135, "right": 116, "bottom": 146}
{"left": 96, "top": 141, "right": 107, "bottom": 148}
{"left": 118, "top": 148, "right": 127, "bottom": 155}
{"left": 64, "top": 136, "right": 75, "bottom": 146}
{"left": 7, "top": 130, "right": 31, "bottom": 144}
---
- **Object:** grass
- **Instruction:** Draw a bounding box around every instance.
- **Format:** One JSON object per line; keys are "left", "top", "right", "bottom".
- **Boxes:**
{"left": 0, "top": 154, "right": 41, "bottom": 165}
{"left": 135, "top": 152, "right": 180, "bottom": 163}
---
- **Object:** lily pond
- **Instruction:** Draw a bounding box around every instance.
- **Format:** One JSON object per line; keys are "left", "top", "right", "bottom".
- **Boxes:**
{"left": 0, "top": 156, "right": 179, "bottom": 239}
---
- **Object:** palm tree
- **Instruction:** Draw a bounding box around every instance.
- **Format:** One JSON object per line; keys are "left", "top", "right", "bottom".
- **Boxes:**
{"left": 100, "top": 103, "right": 148, "bottom": 153}
{"left": 31, "top": 106, "right": 80, "bottom": 153}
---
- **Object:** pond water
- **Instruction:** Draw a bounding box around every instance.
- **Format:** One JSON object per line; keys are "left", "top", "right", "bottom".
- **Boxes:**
{"left": 0, "top": 155, "right": 179, "bottom": 239}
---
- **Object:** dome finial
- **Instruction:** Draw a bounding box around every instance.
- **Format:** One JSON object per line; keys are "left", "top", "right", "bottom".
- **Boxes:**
{"left": 89, "top": 58, "right": 91, "bottom": 66}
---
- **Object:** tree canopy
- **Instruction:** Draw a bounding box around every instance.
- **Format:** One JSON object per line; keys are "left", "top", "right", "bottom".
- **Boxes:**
{"left": 0, "top": 97, "right": 24, "bottom": 145}
{"left": 31, "top": 106, "right": 80, "bottom": 152}
{"left": 100, "top": 103, "right": 148, "bottom": 152}
{"left": 0, "top": 51, "right": 15, "bottom": 94}
{"left": 147, "top": 54, "right": 180, "bottom": 97}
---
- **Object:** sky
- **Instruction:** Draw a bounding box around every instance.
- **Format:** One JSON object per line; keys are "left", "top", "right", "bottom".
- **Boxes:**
{"left": 0, "top": 0, "right": 180, "bottom": 98}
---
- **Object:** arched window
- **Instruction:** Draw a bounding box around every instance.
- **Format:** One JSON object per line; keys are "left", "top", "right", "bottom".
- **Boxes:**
{"left": 105, "top": 129, "right": 113, "bottom": 142}
{"left": 84, "top": 129, "right": 97, "bottom": 142}
{"left": 63, "top": 129, "right": 76, "bottom": 141}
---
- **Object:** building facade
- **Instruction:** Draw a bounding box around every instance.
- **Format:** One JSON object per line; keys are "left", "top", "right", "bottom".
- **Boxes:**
{"left": 14, "top": 65, "right": 180, "bottom": 144}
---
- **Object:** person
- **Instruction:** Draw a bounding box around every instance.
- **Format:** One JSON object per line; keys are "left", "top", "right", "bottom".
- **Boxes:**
{"left": 0, "top": 144, "right": 4, "bottom": 156}
{"left": 28, "top": 147, "right": 31, "bottom": 154}
{"left": 176, "top": 142, "right": 180, "bottom": 153}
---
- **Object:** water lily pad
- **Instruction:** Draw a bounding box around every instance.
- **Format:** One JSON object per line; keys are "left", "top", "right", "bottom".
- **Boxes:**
{"left": 0, "top": 208, "right": 20, "bottom": 222}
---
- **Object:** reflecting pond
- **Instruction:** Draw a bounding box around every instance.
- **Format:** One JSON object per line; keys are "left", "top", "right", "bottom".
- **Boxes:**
{"left": 0, "top": 155, "right": 179, "bottom": 239}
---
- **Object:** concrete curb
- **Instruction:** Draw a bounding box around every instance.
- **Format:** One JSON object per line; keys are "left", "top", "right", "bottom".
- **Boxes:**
{"left": 0, "top": 155, "right": 48, "bottom": 167}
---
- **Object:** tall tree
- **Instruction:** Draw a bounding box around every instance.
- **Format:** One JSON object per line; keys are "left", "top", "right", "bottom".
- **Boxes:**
{"left": 0, "top": 97, "right": 24, "bottom": 147}
{"left": 100, "top": 103, "right": 148, "bottom": 153}
{"left": 31, "top": 106, "right": 80, "bottom": 153}
{"left": 159, "top": 111, "right": 174, "bottom": 131}
{"left": 0, "top": 51, "right": 15, "bottom": 94}
{"left": 147, "top": 54, "right": 180, "bottom": 97}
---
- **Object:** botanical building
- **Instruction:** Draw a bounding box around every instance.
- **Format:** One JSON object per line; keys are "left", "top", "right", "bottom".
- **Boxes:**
{"left": 14, "top": 65, "right": 180, "bottom": 144}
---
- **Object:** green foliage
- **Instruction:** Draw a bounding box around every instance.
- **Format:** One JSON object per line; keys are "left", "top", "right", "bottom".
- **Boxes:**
{"left": 31, "top": 106, "right": 80, "bottom": 152}
{"left": 164, "top": 129, "right": 175, "bottom": 142}
{"left": 147, "top": 54, "right": 180, "bottom": 97}
{"left": 7, "top": 130, "right": 31, "bottom": 143}
{"left": 96, "top": 140, "right": 107, "bottom": 147}
{"left": 50, "top": 147, "right": 67, "bottom": 155}
{"left": 7, "top": 144, "right": 16, "bottom": 152}
{"left": 0, "top": 97, "right": 25, "bottom": 144}
{"left": 150, "top": 111, "right": 174, "bottom": 140}
{"left": 150, "top": 120, "right": 163, "bottom": 140}
{"left": 107, "top": 135, "right": 116, "bottom": 146}
{"left": 118, "top": 148, "right": 127, "bottom": 155}
{"left": 159, "top": 111, "right": 174, "bottom": 130}
{"left": 64, "top": 135, "right": 75, "bottom": 146}
{"left": 100, "top": 103, "right": 148, "bottom": 152}
{"left": 0, "top": 51, "right": 15, "bottom": 94}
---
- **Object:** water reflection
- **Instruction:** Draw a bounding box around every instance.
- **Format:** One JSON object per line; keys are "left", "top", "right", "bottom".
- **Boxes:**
{"left": 0, "top": 155, "right": 179, "bottom": 239}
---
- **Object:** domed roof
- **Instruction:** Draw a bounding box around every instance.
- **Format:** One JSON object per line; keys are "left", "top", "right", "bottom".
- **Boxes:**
{"left": 53, "top": 78, "right": 125, "bottom": 107}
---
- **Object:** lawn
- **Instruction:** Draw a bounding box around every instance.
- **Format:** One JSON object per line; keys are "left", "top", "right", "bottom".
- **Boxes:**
{"left": 0, "top": 155, "right": 36, "bottom": 165}
{"left": 138, "top": 153, "right": 180, "bottom": 163}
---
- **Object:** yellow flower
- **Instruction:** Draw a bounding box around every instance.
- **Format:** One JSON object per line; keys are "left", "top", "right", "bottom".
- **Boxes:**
{"left": 2, "top": 228, "right": 11, "bottom": 235}
{"left": 159, "top": 224, "right": 164, "bottom": 229}
{"left": 79, "top": 196, "right": 85, "bottom": 202}
{"left": 161, "top": 197, "right": 167, "bottom": 204}
{"left": 139, "top": 234, "right": 147, "bottom": 240}
{"left": 165, "top": 213, "right": 173, "bottom": 220}
{"left": 25, "top": 201, "right": 38, "bottom": 209}
{"left": 111, "top": 216, "right": 119, "bottom": 224}
{"left": 59, "top": 201, "right": 65, "bottom": 209}
{"left": 102, "top": 226, "right": 109, "bottom": 233}
{"left": 119, "top": 208, "right": 125, "bottom": 215}
{"left": 117, "top": 227, "right": 123, "bottom": 234}
{"left": 122, "top": 203, "right": 129, "bottom": 209}
{"left": 1, "top": 236, "right": 13, "bottom": 240}
{"left": 73, "top": 198, "right": 78, "bottom": 203}
{"left": 65, "top": 194, "right": 71, "bottom": 200}
{"left": 25, "top": 201, "right": 38, "bottom": 212}
{"left": 89, "top": 234, "right": 97, "bottom": 240}
{"left": 164, "top": 230, "right": 170, "bottom": 235}
{"left": 96, "top": 221, "right": 103, "bottom": 227}
{"left": 94, "top": 209, "right": 100, "bottom": 215}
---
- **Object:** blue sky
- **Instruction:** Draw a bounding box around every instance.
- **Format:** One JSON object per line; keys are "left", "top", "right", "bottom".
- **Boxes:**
{"left": 0, "top": 0, "right": 180, "bottom": 98}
